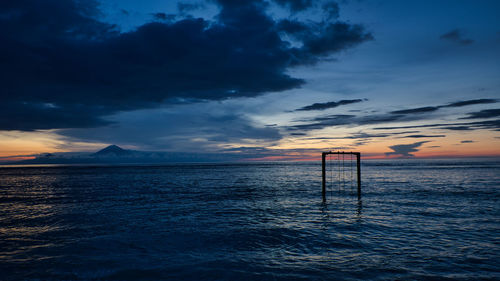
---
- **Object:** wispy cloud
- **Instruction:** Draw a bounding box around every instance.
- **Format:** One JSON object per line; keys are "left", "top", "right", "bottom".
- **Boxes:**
{"left": 390, "top": 106, "right": 439, "bottom": 115}
{"left": 460, "top": 109, "right": 500, "bottom": 119}
{"left": 390, "top": 99, "right": 497, "bottom": 115}
{"left": 444, "top": 99, "right": 497, "bottom": 107}
{"left": 440, "top": 29, "right": 474, "bottom": 45}
{"left": 295, "top": 99, "right": 365, "bottom": 111}
{"left": 302, "top": 130, "right": 420, "bottom": 140}
{"left": 398, "top": 134, "right": 445, "bottom": 138}
{"left": 289, "top": 112, "right": 429, "bottom": 132}
{"left": 287, "top": 99, "right": 499, "bottom": 137}
{"left": 374, "top": 119, "right": 500, "bottom": 132}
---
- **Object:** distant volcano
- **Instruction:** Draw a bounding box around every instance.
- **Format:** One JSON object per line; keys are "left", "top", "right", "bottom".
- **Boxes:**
{"left": 93, "top": 145, "right": 131, "bottom": 157}
{"left": 6, "top": 144, "right": 251, "bottom": 164}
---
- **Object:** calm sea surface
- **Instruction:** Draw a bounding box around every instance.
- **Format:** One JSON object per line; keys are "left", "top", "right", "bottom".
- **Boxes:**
{"left": 0, "top": 159, "right": 499, "bottom": 280}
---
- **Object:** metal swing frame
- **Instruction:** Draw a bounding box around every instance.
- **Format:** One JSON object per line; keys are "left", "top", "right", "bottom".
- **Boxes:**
{"left": 321, "top": 151, "right": 361, "bottom": 201}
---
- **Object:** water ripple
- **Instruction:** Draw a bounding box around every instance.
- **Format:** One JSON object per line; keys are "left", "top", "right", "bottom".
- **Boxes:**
{"left": 0, "top": 159, "right": 499, "bottom": 280}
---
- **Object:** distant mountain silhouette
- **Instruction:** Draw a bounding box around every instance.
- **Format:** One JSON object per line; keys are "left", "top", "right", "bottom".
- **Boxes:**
{"left": 93, "top": 145, "right": 131, "bottom": 157}
{"left": 4, "top": 144, "right": 254, "bottom": 164}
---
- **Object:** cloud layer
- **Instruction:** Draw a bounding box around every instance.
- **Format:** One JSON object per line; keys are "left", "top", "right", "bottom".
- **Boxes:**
{"left": 0, "top": 0, "right": 372, "bottom": 131}
{"left": 288, "top": 99, "right": 499, "bottom": 133}
{"left": 440, "top": 29, "right": 474, "bottom": 45}
{"left": 295, "top": 99, "right": 365, "bottom": 111}
{"left": 390, "top": 99, "right": 497, "bottom": 115}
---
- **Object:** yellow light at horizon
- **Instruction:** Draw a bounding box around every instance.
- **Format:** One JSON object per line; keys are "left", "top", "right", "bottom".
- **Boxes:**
{"left": 0, "top": 131, "right": 65, "bottom": 157}
{"left": 0, "top": 130, "right": 107, "bottom": 158}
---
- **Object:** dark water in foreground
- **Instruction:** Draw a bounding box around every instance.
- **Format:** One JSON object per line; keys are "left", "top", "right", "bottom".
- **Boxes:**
{"left": 0, "top": 159, "right": 499, "bottom": 280}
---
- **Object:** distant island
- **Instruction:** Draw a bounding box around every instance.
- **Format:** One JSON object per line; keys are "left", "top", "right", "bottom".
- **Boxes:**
{"left": 92, "top": 145, "right": 132, "bottom": 157}
{"left": 6, "top": 145, "right": 248, "bottom": 164}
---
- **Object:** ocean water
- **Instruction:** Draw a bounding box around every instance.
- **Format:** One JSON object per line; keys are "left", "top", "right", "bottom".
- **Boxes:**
{"left": 0, "top": 159, "right": 499, "bottom": 280}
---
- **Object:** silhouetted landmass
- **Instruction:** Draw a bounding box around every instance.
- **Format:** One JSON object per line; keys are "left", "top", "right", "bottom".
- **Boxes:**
{"left": 6, "top": 145, "right": 254, "bottom": 164}
{"left": 93, "top": 145, "right": 132, "bottom": 157}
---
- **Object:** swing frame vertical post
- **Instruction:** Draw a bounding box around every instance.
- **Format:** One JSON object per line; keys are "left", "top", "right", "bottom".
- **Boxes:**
{"left": 355, "top": 152, "right": 361, "bottom": 199}
{"left": 322, "top": 152, "right": 326, "bottom": 201}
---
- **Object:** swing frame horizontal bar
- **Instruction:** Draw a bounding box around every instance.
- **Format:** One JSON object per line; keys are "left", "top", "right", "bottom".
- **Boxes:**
{"left": 322, "top": 151, "right": 360, "bottom": 156}
{"left": 321, "top": 151, "right": 361, "bottom": 201}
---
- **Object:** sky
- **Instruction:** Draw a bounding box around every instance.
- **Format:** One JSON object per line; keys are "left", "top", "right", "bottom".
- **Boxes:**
{"left": 1, "top": 0, "right": 499, "bottom": 161}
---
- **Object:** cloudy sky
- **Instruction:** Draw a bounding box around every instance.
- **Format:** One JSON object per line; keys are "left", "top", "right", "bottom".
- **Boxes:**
{"left": 1, "top": 0, "right": 499, "bottom": 161}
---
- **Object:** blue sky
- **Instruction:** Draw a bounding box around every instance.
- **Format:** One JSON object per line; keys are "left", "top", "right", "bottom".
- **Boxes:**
{"left": 1, "top": 0, "right": 499, "bottom": 160}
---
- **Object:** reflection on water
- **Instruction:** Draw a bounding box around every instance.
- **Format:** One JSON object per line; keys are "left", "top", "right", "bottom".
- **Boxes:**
{"left": 0, "top": 160, "right": 499, "bottom": 280}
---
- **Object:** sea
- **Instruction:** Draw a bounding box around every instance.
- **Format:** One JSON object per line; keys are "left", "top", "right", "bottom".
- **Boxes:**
{"left": 0, "top": 159, "right": 499, "bottom": 280}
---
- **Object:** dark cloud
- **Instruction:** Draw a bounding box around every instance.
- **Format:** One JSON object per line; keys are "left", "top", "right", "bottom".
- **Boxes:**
{"left": 375, "top": 123, "right": 459, "bottom": 130}
{"left": 390, "top": 99, "right": 497, "bottom": 115}
{"left": 289, "top": 113, "right": 411, "bottom": 132}
{"left": 346, "top": 131, "right": 425, "bottom": 139}
{"left": 152, "top": 12, "right": 176, "bottom": 21}
{"left": 303, "top": 131, "right": 423, "bottom": 146}
{"left": 0, "top": 102, "right": 112, "bottom": 131}
{"left": 322, "top": 1, "right": 340, "bottom": 20}
{"left": 461, "top": 140, "right": 474, "bottom": 143}
{"left": 309, "top": 131, "right": 442, "bottom": 147}
{"left": 460, "top": 109, "right": 500, "bottom": 119}
{"left": 385, "top": 141, "right": 429, "bottom": 158}
{"left": 444, "top": 99, "right": 497, "bottom": 107}
{"left": 277, "top": 19, "right": 309, "bottom": 34}
{"left": 291, "top": 98, "right": 499, "bottom": 133}
{"left": 471, "top": 119, "right": 500, "bottom": 131}
{"left": 441, "top": 126, "right": 473, "bottom": 131}
{"left": 390, "top": 106, "right": 439, "bottom": 115}
{"left": 353, "top": 140, "right": 369, "bottom": 147}
{"left": 311, "top": 114, "right": 357, "bottom": 121}
{"left": 440, "top": 29, "right": 474, "bottom": 45}
{"left": 304, "top": 130, "right": 419, "bottom": 140}
{"left": 373, "top": 125, "right": 416, "bottom": 130}
{"left": 177, "top": 2, "right": 204, "bottom": 13}
{"left": 273, "top": 0, "right": 313, "bottom": 11}
{"left": 296, "top": 22, "right": 373, "bottom": 59}
{"left": 290, "top": 114, "right": 356, "bottom": 131}
{"left": 0, "top": 0, "right": 372, "bottom": 131}
{"left": 399, "top": 134, "right": 445, "bottom": 138}
{"left": 346, "top": 132, "right": 397, "bottom": 139}
{"left": 295, "top": 99, "right": 365, "bottom": 111}
{"left": 351, "top": 114, "right": 404, "bottom": 125}
{"left": 374, "top": 119, "right": 500, "bottom": 132}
